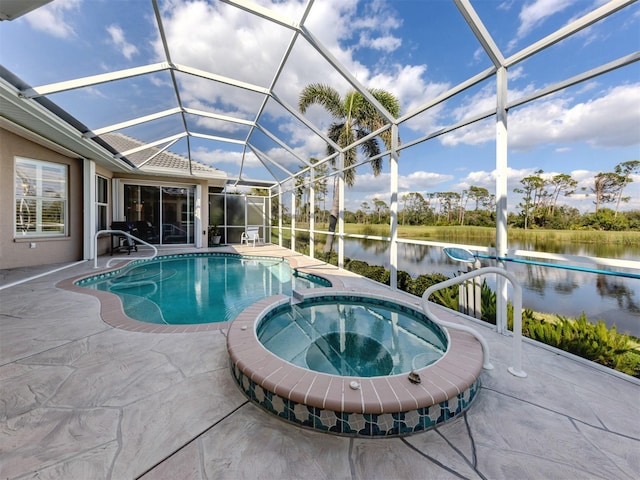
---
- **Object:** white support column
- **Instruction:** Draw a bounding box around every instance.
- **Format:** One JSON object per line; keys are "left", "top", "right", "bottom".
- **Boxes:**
{"left": 290, "top": 190, "right": 296, "bottom": 252}
{"left": 337, "top": 152, "right": 345, "bottom": 269}
{"left": 244, "top": 194, "right": 248, "bottom": 237}
{"left": 278, "top": 186, "right": 283, "bottom": 247}
{"left": 389, "top": 124, "right": 399, "bottom": 290}
{"left": 309, "top": 168, "right": 315, "bottom": 258}
{"left": 83, "top": 159, "right": 96, "bottom": 260}
{"left": 265, "top": 194, "right": 271, "bottom": 245}
{"left": 195, "top": 184, "right": 202, "bottom": 248}
{"left": 495, "top": 66, "right": 509, "bottom": 334}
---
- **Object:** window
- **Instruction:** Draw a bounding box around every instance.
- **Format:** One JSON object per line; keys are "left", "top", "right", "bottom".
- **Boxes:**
{"left": 15, "top": 158, "right": 68, "bottom": 236}
{"left": 96, "top": 175, "right": 108, "bottom": 232}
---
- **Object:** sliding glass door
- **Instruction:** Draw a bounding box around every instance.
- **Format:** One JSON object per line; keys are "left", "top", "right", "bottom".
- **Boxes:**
{"left": 162, "top": 187, "right": 194, "bottom": 244}
{"left": 123, "top": 183, "right": 194, "bottom": 245}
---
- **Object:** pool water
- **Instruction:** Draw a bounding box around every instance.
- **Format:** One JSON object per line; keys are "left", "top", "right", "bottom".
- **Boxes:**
{"left": 77, "top": 254, "right": 330, "bottom": 325}
{"left": 257, "top": 298, "right": 447, "bottom": 377}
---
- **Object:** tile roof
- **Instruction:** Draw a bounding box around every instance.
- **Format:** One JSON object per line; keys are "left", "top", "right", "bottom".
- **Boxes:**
{"left": 100, "top": 132, "right": 225, "bottom": 179}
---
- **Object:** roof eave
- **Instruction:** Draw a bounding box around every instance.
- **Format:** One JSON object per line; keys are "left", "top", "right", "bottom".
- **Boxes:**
{"left": 0, "top": 74, "right": 134, "bottom": 171}
{"left": 137, "top": 165, "right": 227, "bottom": 184}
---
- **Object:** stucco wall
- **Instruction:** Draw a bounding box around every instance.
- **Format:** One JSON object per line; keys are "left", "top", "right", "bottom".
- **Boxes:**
{"left": 0, "top": 128, "right": 84, "bottom": 269}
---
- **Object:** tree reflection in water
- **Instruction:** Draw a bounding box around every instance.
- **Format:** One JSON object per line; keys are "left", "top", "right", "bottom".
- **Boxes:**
{"left": 341, "top": 237, "right": 640, "bottom": 337}
{"left": 597, "top": 275, "right": 640, "bottom": 314}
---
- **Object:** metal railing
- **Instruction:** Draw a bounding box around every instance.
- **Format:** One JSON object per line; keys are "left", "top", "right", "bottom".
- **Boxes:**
{"left": 93, "top": 229, "right": 158, "bottom": 269}
{"left": 421, "top": 266, "right": 527, "bottom": 378}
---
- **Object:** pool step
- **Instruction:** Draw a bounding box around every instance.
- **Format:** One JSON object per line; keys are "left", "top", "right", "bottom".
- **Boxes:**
{"left": 290, "top": 289, "right": 304, "bottom": 305}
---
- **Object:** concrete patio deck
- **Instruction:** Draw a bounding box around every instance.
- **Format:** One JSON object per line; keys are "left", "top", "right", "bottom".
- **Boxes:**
{"left": 1, "top": 245, "right": 638, "bottom": 479}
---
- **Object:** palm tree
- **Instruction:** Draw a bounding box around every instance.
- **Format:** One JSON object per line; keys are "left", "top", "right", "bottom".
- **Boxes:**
{"left": 298, "top": 83, "right": 400, "bottom": 253}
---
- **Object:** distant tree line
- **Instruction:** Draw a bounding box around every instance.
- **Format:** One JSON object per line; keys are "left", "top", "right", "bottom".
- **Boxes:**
{"left": 290, "top": 160, "right": 639, "bottom": 231}
{"left": 513, "top": 160, "right": 639, "bottom": 230}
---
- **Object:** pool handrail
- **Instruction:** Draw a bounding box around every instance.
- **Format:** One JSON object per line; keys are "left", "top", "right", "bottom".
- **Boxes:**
{"left": 93, "top": 229, "right": 158, "bottom": 269}
{"left": 421, "top": 266, "right": 527, "bottom": 378}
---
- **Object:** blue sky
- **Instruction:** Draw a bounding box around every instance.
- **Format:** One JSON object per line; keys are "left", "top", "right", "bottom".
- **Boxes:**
{"left": 1, "top": 0, "right": 639, "bottom": 213}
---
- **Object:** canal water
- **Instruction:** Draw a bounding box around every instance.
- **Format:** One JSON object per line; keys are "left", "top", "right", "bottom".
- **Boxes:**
{"left": 341, "top": 238, "right": 640, "bottom": 338}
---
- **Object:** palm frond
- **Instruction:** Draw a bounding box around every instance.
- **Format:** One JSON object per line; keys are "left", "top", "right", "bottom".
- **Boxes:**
{"left": 356, "top": 129, "right": 382, "bottom": 176}
{"left": 370, "top": 88, "right": 401, "bottom": 117}
{"left": 298, "top": 84, "right": 343, "bottom": 118}
{"left": 298, "top": 83, "right": 401, "bottom": 185}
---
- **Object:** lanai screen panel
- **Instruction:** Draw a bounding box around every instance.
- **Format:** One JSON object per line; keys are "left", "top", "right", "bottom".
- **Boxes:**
{"left": 0, "top": 0, "right": 637, "bottom": 203}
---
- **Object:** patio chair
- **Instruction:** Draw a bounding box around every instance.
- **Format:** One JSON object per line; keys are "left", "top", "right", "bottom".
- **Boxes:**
{"left": 241, "top": 226, "right": 262, "bottom": 247}
{"left": 110, "top": 221, "right": 138, "bottom": 255}
{"left": 133, "top": 220, "right": 158, "bottom": 243}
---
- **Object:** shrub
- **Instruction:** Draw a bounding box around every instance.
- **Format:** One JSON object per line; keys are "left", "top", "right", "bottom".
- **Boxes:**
{"left": 397, "top": 270, "right": 413, "bottom": 292}
{"left": 366, "top": 266, "right": 390, "bottom": 285}
{"left": 344, "top": 259, "right": 370, "bottom": 277}
{"left": 523, "top": 314, "right": 639, "bottom": 375}
{"left": 407, "top": 273, "right": 449, "bottom": 296}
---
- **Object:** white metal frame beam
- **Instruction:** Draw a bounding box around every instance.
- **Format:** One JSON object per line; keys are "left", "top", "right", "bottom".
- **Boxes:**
{"left": 508, "top": 51, "right": 640, "bottom": 110}
{"left": 397, "top": 65, "right": 496, "bottom": 124}
{"left": 505, "top": 0, "right": 635, "bottom": 68}
{"left": 20, "top": 63, "right": 170, "bottom": 98}
{"left": 454, "top": 0, "right": 504, "bottom": 68}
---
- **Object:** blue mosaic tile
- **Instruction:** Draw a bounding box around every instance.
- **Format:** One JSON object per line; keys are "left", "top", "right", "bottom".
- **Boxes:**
{"left": 230, "top": 335, "right": 479, "bottom": 437}
{"left": 260, "top": 389, "right": 277, "bottom": 413}
{"left": 359, "top": 420, "right": 383, "bottom": 436}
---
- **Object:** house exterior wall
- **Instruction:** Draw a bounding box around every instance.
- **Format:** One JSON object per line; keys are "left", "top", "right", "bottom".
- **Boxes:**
{"left": 1, "top": 127, "right": 217, "bottom": 270}
{"left": 0, "top": 127, "right": 84, "bottom": 269}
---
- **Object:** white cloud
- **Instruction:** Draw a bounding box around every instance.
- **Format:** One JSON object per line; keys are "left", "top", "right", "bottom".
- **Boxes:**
{"left": 403, "top": 171, "right": 453, "bottom": 189}
{"left": 262, "top": 145, "right": 307, "bottom": 172}
{"left": 516, "top": 0, "right": 575, "bottom": 39}
{"left": 193, "top": 147, "right": 260, "bottom": 169}
{"left": 277, "top": 119, "right": 329, "bottom": 158}
{"left": 472, "top": 47, "right": 485, "bottom": 64}
{"left": 442, "top": 83, "right": 640, "bottom": 151}
{"left": 456, "top": 166, "right": 532, "bottom": 193}
{"left": 156, "top": 1, "right": 302, "bottom": 105}
{"left": 24, "top": 0, "right": 80, "bottom": 38}
{"left": 358, "top": 33, "right": 402, "bottom": 53}
{"left": 498, "top": 1, "right": 517, "bottom": 11}
{"left": 106, "top": 25, "right": 138, "bottom": 60}
{"left": 509, "top": 66, "right": 526, "bottom": 82}
{"left": 557, "top": 83, "right": 640, "bottom": 148}
{"left": 369, "top": 64, "right": 449, "bottom": 119}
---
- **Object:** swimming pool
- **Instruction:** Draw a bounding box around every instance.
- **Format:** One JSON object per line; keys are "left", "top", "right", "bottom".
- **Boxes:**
{"left": 75, "top": 253, "right": 331, "bottom": 325}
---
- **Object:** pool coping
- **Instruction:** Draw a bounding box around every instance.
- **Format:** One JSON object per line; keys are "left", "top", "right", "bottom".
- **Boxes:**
{"left": 227, "top": 289, "right": 484, "bottom": 415}
{"left": 56, "top": 252, "right": 344, "bottom": 333}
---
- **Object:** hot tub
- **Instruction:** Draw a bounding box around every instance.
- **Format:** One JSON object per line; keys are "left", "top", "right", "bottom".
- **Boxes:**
{"left": 227, "top": 290, "right": 483, "bottom": 437}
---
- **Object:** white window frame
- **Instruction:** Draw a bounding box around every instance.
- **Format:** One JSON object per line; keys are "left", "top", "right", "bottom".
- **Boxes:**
{"left": 96, "top": 175, "right": 109, "bottom": 232}
{"left": 14, "top": 157, "right": 68, "bottom": 237}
